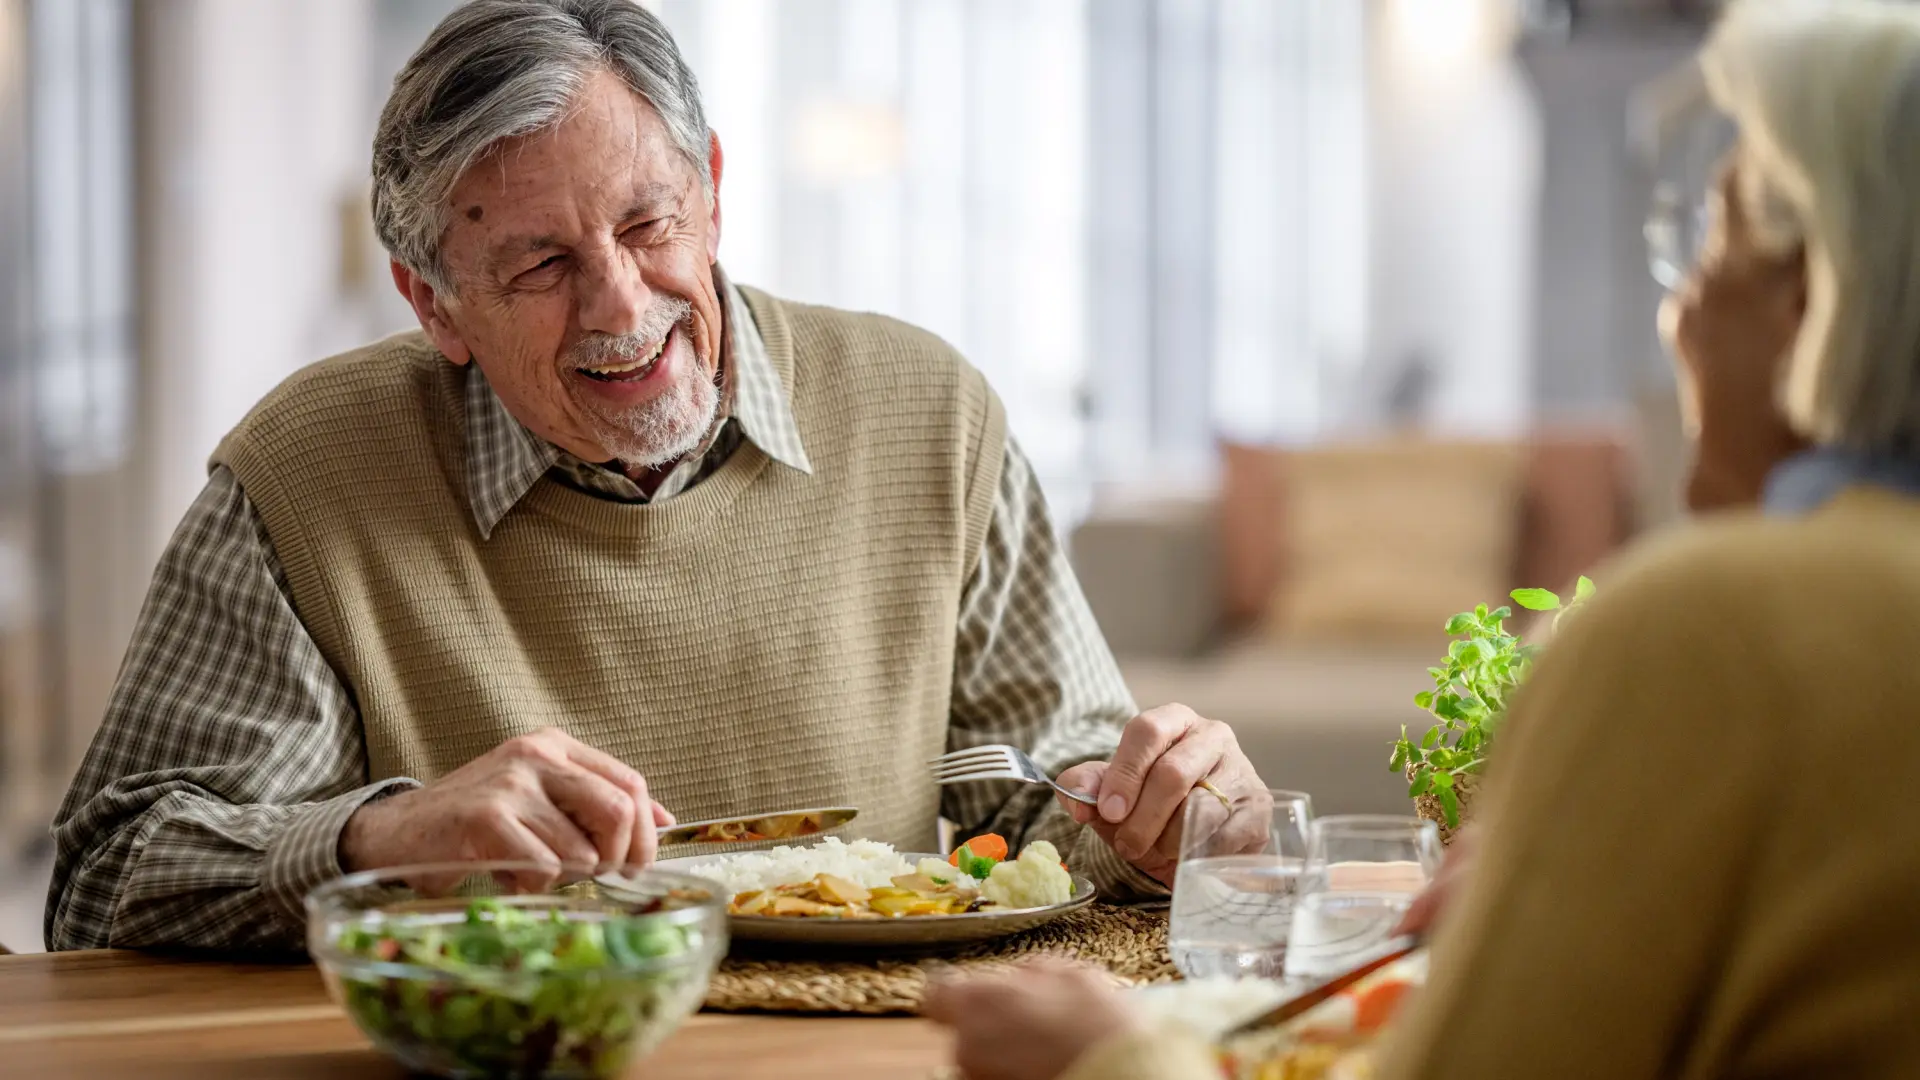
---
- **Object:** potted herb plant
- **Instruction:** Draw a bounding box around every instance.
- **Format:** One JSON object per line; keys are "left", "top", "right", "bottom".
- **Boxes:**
{"left": 1388, "top": 577, "right": 1594, "bottom": 844}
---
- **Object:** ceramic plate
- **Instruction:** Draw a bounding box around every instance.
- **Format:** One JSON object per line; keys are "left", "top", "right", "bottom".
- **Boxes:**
{"left": 651, "top": 852, "right": 1096, "bottom": 948}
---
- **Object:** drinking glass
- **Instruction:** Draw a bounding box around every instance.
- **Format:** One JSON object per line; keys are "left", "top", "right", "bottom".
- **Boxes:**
{"left": 1644, "top": 109, "right": 1739, "bottom": 288}
{"left": 1168, "top": 788, "right": 1314, "bottom": 980}
{"left": 1283, "top": 815, "right": 1441, "bottom": 981}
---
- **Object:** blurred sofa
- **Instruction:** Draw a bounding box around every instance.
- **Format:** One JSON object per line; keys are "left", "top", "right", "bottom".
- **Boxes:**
{"left": 1070, "top": 431, "right": 1635, "bottom": 816}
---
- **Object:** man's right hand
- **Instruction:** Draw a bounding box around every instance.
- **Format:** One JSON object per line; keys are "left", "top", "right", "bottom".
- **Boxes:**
{"left": 339, "top": 727, "right": 673, "bottom": 884}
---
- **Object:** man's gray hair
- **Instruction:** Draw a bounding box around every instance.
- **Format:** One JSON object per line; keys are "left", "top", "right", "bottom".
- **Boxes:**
{"left": 372, "top": 0, "right": 709, "bottom": 294}
{"left": 1702, "top": 0, "right": 1920, "bottom": 453}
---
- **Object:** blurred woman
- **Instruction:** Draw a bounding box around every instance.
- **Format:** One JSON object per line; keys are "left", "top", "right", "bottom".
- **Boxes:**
{"left": 927, "top": 1, "right": 1920, "bottom": 1077}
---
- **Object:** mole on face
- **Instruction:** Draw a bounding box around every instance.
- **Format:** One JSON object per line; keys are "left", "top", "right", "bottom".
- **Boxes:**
{"left": 465, "top": 205, "right": 484, "bottom": 223}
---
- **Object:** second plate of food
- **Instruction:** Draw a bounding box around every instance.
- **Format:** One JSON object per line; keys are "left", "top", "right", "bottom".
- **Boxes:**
{"left": 650, "top": 836, "right": 1096, "bottom": 947}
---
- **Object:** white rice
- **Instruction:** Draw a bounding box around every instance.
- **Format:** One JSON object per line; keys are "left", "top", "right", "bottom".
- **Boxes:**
{"left": 1128, "top": 978, "right": 1292, "bottom": 1040}
{"left": 676, "top": 837, "right": 917, "bottom": 896}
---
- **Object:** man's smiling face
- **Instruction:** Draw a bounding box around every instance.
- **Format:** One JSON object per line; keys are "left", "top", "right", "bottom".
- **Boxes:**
{"left": 398, "top": 67, "right": 726, "bottom": 471}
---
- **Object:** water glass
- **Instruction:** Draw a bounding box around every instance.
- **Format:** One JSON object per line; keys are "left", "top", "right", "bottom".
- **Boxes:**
{"left": 1168, "top": 787, "right": 1313, "bottom": 980}
{"left": 1283, "top": 815, "right": 1440, "bottom": 981}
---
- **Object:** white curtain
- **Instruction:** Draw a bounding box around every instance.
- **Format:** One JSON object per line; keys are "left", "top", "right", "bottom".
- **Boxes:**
{"left": 654, "top": 0, "right": 1094, "bottom": 515}
{"left": 385, "top": 0, "right": 1535, "bottom": 516}
{"left": 657, "top": 0, "right": 1407, "bottom": 512}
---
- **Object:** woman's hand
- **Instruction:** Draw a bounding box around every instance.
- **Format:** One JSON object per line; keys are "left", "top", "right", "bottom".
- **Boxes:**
{"left": 923, "top": 960, "right": 1142, "bottom": 1080}
{"left": 1396, "top": 825, "right": 1478, "bottom": 937}
{"left": 1659, "top": 161, "right": 1810, "bottom": 511}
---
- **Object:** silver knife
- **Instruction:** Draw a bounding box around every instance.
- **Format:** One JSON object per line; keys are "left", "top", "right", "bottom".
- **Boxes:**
{"left": 658, "top": 806, "right": 858, "bottom": 846}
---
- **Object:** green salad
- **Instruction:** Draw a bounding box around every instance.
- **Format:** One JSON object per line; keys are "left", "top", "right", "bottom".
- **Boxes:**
{"left": 333, "top": 895, "right": 705, "bottom": 1079}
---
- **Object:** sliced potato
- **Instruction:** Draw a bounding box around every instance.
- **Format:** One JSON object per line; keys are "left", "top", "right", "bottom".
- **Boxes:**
{"left": 869, "top": 893, "right": 924, "bottom": 917}
{"left": 889, "top": 873, "right": 946, "bottom": 893}
{"left": 771, "top": 895, "right": 836, "bottom": 917}
{"left": 814, "top": 873, "right": 873, "bottom": 905}
{"left": 731, "top": 890, "right": 773, "bottom": 916}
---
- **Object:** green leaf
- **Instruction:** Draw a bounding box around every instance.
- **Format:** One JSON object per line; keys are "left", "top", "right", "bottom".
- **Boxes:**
{"left": 1510, "top": 588, "right": 1561, "bottom": 611}
{"left": 1574, "top": 575, "right": 1596, "bottom": 601}
{"left": 1388, "top": 742, "right": 1408, "bottom": 771}
{"left": 1400, "top": 586, "right": 1557, "bottom": 818}
{"left": 1438, "top": 784, "right": 1460, "bottom": 826}
{"left": 1408, "top": 770, "right": 1433, "bottom": 798}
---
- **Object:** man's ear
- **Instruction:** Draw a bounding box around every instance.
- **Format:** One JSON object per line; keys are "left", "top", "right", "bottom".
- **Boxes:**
{"left": 390, "top": 260, "right": 472, "bottom": 366}
{"left": 705, "top": 131, "right": 725, "bottom": 263}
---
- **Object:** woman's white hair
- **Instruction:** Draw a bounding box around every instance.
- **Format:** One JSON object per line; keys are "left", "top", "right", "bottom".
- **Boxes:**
{"left": 1701, "top": 0, "right": 1920, "bottom": 452}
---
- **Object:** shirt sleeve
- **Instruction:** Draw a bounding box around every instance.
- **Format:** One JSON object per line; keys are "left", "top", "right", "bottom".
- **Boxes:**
{"left": 945, "top": 434, "right": 1165, "bottom": 900}
{"left": 45, "top": 467, "right": 418, "bottom": 952}
{"left": 1375, "top": 553, "right": 1785, "bottom": 1080}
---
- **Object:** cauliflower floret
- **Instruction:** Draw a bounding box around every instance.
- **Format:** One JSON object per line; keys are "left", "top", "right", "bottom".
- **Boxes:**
{"left": 915, "top": 857, "right": 977, "bottom": 889}
{"left": 981, "top": 840, "right": 1073, "bottom": 909}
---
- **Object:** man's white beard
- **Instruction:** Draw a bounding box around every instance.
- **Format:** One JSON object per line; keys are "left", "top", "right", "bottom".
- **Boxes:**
{"left": 569, "top": 297, "right": 721, "bottom": 470}
{"left": 592, "top": 359, "right": 719, "bottom": 469}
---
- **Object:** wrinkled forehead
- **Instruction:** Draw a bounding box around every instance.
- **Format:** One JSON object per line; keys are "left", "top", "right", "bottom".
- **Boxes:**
{"left": 440, "top": 71, "right": 703, "bottom": 272}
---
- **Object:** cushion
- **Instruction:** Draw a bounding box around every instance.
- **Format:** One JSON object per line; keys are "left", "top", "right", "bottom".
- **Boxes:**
{"left": 1265, "top": 439, "right": 1525, "bottom": 642}
{"left": 1517, "top": 432, "right": 1635, "bottom": 600}
{"left": 1217, "top": 441, "right": 1287, "bottom": 628}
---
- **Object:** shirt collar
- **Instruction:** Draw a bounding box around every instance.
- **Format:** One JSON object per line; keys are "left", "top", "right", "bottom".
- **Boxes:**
{"left": 724, "top": 280, "right": 812, "bottom": 478}
{"left": 1763, "top": 447, "right": 1920, "bottom": 515}
{"left": 463, "top": 274, "right": 812, "bottom": 539}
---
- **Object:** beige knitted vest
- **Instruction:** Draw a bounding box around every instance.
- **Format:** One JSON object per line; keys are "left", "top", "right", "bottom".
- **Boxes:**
{"left": 212, "top": 288, "right": 1006, "bottom": 853}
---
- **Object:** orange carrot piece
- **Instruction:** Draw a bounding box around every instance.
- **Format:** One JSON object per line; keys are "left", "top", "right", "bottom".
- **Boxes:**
{"left": 965, "top": 833, "right": 1008, "bottom": 861}
{"left": 1353, "top": 980, "right": 1412, "bottom": 1032}
{"left": 948, "top": 833, "right": 1009, "bottom": 866}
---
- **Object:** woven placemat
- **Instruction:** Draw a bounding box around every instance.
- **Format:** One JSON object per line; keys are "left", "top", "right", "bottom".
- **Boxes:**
{"left": 703, "top": 905, "right": 1176, "bottom": 1014}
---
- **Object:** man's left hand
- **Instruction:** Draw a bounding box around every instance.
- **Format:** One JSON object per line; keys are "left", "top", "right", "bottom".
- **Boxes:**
{"left": 1056, "top": 704, "right": 1263, "bottom": 884}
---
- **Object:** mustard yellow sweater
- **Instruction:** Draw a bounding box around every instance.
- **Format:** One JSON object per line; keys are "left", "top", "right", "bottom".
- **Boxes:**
{"left": 1068, "top": 487, "right": 1920, "bottom": 1080}
{"left": 211, "top": 291, "right": 1004, "bottom": 852}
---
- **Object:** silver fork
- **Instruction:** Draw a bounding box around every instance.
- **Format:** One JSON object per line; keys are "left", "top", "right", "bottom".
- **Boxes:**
{"left": 929, "top": 744, "right": 1098, "bottom": 806}
{"left": 931, "top": 744, "right": 1235, "bottom": 809}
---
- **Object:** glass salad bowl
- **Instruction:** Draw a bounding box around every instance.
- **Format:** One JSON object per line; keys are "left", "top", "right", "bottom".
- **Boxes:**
{"left": 307, "top": 862, "right": 725, "bottom": 1079}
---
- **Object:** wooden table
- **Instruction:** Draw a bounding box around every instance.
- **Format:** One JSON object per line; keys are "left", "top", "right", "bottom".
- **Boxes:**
{"left": 0, "top": 950, "right": 951, "bottom": 1078}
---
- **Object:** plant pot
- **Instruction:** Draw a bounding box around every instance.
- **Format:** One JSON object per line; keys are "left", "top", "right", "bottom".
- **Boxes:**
{"left": 1406, "top": 766, "right": 1481, "bottom": 847}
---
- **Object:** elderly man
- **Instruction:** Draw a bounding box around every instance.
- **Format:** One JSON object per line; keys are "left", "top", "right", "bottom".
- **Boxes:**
{"left": 45, "top": 0, "right": 1264, "bottom": 951}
